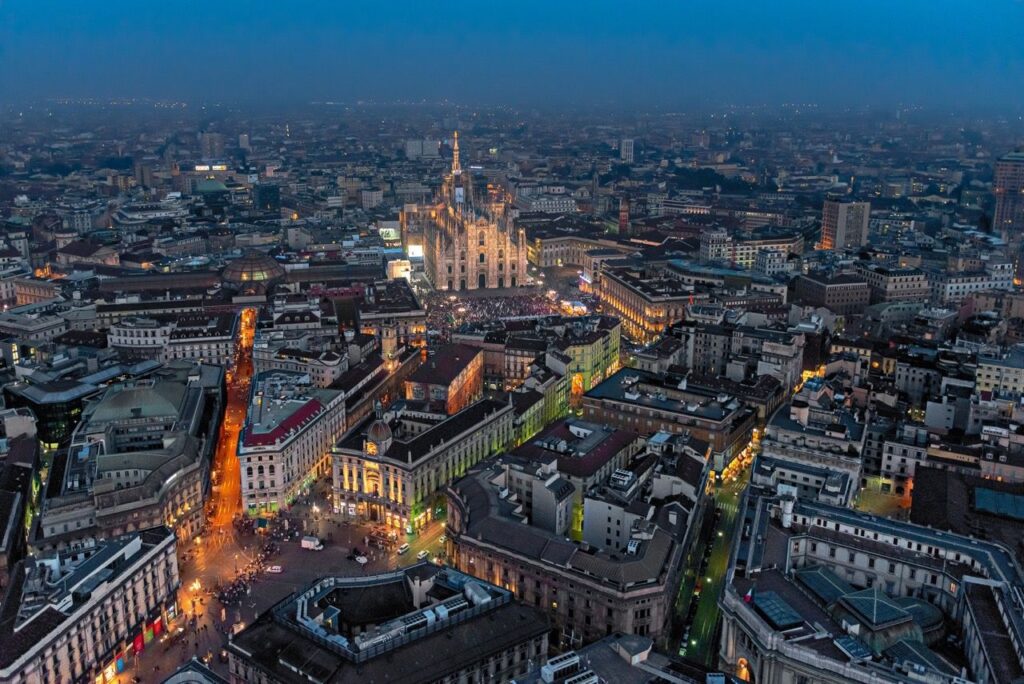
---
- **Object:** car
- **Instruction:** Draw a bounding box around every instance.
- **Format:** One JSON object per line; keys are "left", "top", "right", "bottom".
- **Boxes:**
{"left": 397, "top": 543, "right": 410, "bottom": 555}
{"left": 438, "top": 534, "right": 447, "bottom": 544}
{"left": 267, "top": 565, "right": 283, "bottom": 573}
{"left": 416, "top": 549, "right": 429, "bottom": 561}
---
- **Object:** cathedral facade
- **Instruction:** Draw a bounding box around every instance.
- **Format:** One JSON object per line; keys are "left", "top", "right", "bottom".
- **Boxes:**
{"left": 421, "top": 133, "right": 528, "bottom": 291}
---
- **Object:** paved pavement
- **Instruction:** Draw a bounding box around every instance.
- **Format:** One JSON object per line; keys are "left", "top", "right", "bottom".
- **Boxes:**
{"left": 121, "top": 477, "right": 447, "bottom": 680}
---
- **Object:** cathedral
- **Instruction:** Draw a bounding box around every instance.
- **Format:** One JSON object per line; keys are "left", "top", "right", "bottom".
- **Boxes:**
{"left": 421, "top": 132, "right": 528, "bottom": 290}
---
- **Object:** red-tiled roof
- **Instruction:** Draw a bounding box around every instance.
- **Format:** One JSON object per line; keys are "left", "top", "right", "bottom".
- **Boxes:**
{"left": 242, "top": 398, "right": 324, "bottom": 447}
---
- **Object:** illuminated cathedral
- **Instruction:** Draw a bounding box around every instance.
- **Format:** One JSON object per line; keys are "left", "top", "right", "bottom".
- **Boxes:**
{"left": 422, "top": 132, "right": 528, "bottom": 290}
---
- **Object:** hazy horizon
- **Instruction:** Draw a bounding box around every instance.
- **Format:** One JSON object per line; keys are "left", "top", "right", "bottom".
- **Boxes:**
{"left": 2, "top": 1, "right": 1023, "bottom": 112}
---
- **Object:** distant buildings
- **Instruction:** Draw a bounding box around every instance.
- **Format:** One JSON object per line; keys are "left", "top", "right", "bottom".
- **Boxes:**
{"left": 794, "top": 273, "right": 871, "bottom": 316}
{"left": 855, "top": 264, "right": 930, "bottom": 304}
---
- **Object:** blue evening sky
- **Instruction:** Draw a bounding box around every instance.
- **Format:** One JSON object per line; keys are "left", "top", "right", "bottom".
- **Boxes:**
{"left": 1, "top": 1, "right": 1022, "bottom": 109}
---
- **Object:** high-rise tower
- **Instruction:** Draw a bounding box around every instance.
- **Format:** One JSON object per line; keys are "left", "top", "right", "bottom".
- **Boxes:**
{"left": 819, "top": 198, "right": 870, "bottom": 251}
{"left": 995, "top": 152, "right": 1024, "bottom": 245}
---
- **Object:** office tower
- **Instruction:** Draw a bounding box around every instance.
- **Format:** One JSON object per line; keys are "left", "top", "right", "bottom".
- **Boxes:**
{"left": 994, "top": 152, "right": 1024, "bottom": 244}
{"left": 200, "top": 131, "right": 225, "bottom": 159}
{"left": 819, "top": 198, "right": 870, "bottom": 250}
{"left": 620, "top": 138, "right": 634, "bottom": 164}
{"left": 618, "top": 196, "right": 630, "bottom": 234}
{"left": 238, "top": 133, "right": 250, "bottom": 151}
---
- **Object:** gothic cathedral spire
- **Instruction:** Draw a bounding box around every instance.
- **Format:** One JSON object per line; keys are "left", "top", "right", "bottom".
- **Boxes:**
{"left": 451, "top": 131, "right": 461, "bottom": 174}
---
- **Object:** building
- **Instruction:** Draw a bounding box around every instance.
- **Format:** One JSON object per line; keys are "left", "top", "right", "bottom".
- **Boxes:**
{"left": 226, "top": 563, "right": 549, "bottom": 683}
{"left": 357, "top": 279, "right": 427, "bottom": 350}
{"left": 518, "top": 633, "right": 706, "bottom": 684}
{"left": 239, "top": 371, "right": 346, "bottom": 516}
{"left": 107, "top": 313, "right": 238, "bottom": 366}
{"left": 447, "top": 457, "right": 691, "bottom": 647}
{"left": 35, "top": 362, "right": 224, "bottom": 551}
{"left": 514, "top": 194, "right": 578, "bottom": 214}
{"left": 599, "top": 267, "right": 693, "bottom": 343}
{"left": 526, "top": 232, "right": 634, "bottom": 270}
{"left": 253, "top": 332, "right": 349, "bottom": 388}
{"left": 719, "top": 493, "right": 1024, "bottom": 684}
{"left": 332, "top": 398, "right": 515, "bottom": 531}
{"left": 4, "top": 380, "right": 99, "bottom": 450}
{"left": 700, "top": 229, "right": 804, "bottom": 270}
{"left": 683, "top": 321, "right": 806, "bottom": 391}
{"left": 200, "top": 131, "right": 225, "bottom": 159}
{"left": 0, "top": 527, "right": 179, "bottom": 684}
{"left": 976, "top": 345, "right": 1024, "bottom": 394}
{"left": 794, "top": 273, "right": 871, "bottom": 316}
{"left": 0, "top": 435, "right": 39, "bottom": 592}
{"left": 452, "top": 314, "right": 620, "bottom": 395}
{"left": 509, "top": 417, "right": 644, "bottom": 539}
{"left": 584, "top": 368, "right": 757, "bottom": 466}
{"left": 0, "top": 311, "right": 66, "bottom": 342}
{"left": 930, "top": 269, "right": 1010, "bottom": 306}
{"left": 994, "top": 151, "right": 1024, "bottom": 245}
{"left": 620, "top": 138, "right": 635, "bottom": 164}
{"left": 855, "top": 264, "right": 930, "bottom": 305}
{"left": 819, "top": 198, "right": 870, "bottom": 251}
{"left": 758, "top": 379, "right": 866, "bottom": 503}
{"left": 404, "top": 344, "right": 483, "bottom": 415}
{"left": 420, "top": 133, "right": 529, "bottom": 290}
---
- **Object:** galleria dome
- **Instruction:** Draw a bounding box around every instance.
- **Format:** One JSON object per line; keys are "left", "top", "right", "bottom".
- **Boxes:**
{"left": 221, "top": 250, "right": 286, "bottom": 293}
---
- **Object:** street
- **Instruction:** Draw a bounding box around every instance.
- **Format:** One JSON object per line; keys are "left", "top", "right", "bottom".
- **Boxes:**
{"left": 675, "top": 445, "right": 754, "bottom": 666}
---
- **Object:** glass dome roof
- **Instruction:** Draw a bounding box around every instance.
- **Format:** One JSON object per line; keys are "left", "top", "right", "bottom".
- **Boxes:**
{"left": 221, "top": 250, "right": 286, "bottom": 288}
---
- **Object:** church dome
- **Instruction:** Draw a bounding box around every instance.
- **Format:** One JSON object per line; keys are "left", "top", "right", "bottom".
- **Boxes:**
{"left": 366, "top": 420, "right": 393, "bottom": 449}
{"left": 221, "top": 250, "right": 286, "bottom": 291}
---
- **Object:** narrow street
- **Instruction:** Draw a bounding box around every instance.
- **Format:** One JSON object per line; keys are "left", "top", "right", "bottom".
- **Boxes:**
{"left": 208, "top": 307, "right": 256, "bottom": 530}
{"left": 675, "top": 434, "right": 757, "bottom": 666}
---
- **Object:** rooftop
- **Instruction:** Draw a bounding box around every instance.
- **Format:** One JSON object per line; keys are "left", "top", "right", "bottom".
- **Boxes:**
{"left": 227, "top": 563, "right": 548, "bottom": 684}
